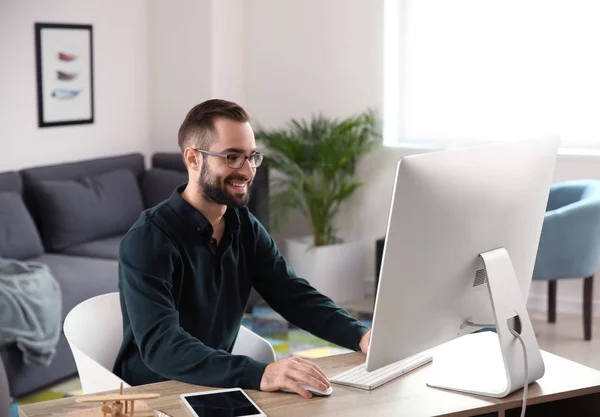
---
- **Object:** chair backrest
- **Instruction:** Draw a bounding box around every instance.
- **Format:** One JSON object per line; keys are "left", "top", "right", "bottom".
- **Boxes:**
{"left": 546, "top": 180, "right": 600, "bottom": 211}
{"left": 63, "top": 292, "right": 129, "bottom": 394}
{"left": 64, "top": 292, "right": 276, "bottom": 394}
{"left": 232, "top": 325, "right": 277, "bottom": 364}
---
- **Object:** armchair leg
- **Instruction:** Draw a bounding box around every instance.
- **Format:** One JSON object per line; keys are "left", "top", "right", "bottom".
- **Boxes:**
{"left": 583, "top": 276, "right": 593, "bottom": 341}
{"left": 548, "top": 280, "right": 557, "bottom": 323}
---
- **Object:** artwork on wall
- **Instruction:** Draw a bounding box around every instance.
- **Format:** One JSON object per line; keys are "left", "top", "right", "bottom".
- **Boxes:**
{"left": 35, "top": 23, "right": 94, "bottom": 127}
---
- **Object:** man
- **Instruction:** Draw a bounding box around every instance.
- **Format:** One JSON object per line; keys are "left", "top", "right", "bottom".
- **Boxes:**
{"left": 113, "top": 99, "right": 371, "bottom": 398}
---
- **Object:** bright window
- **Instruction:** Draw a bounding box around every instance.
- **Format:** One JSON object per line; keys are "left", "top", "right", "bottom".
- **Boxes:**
{"left": 384, "top": 0, "right": 600, "bottom": 149}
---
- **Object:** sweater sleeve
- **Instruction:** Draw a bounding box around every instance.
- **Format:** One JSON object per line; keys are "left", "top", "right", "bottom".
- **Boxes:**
{"left": 249, "top": 217, "right": 370, "bottom": 351}
{"left": 118, "top": 224, "right": 267, "bottom": 389}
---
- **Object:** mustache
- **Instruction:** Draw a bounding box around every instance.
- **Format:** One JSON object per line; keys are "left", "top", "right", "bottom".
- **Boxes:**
{"left": 225, "top": 174, "right": 252, "bottom": 182}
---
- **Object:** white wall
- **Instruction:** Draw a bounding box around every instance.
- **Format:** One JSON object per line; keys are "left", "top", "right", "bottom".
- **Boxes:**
{"left": 244, "top": 0, "right": 383, "bottom": 129}
{"left": 0, "top": 0, "right": 149, "bottom": 171}
{"left": 148, "top": 0, "right": 245, "bottom": 153}
{"left": 147, "top": 0, "right": 212, "bottom": 153}
{"left": 146, "top": 0, "right": 384, "bottom": 155}
{"left": 211, "top": 0, "right": 245, "bottom": 104}
{"left": 244, "top": 0, "right": 384, "bottom": 238}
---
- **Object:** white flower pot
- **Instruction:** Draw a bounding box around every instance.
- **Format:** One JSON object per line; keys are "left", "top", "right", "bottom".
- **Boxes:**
{"left": 284, "top": 236, "right": 365, "bottom": 304}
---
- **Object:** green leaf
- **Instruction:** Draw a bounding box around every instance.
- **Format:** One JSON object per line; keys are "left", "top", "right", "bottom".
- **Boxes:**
{"left": 255, "top": 109, "right": 381, "bottom": 244}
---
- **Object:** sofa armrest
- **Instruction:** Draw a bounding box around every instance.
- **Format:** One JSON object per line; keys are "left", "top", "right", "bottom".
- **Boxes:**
{"left": 0, "top": 357, "right": 10, "bottom": 417}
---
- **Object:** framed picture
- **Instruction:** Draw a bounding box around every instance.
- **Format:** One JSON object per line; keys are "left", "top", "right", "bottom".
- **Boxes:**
{"left": 35, "top": 23, "right": 94, "bottom": 127}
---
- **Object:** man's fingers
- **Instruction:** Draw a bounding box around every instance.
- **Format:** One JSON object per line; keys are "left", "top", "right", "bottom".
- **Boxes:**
{"left": 287, "top": 380, "right": 312, "bottom": 399}
{"left": 260, "top": 358, "right": 331, "bottom": 398}
{"left": 292, "top": 357, "right": 329, "bottom": 381}
{"left": 292, "top": 357, "right": 330, "bottom": 386}
{"left": 294, "top": 363, "right": 330, "bottom": 389}
{"left": 288, "top": 369, "right": 329, "bottom": 392}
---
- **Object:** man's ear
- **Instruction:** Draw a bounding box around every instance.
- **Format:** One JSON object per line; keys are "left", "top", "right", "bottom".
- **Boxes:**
{"left": 183, "top": 147, "right": 201, "bottom": 171}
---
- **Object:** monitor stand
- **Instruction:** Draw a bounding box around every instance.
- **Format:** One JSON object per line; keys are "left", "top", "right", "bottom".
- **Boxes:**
{"left": 427, "top": 248, "right": 545, "bottom": 398}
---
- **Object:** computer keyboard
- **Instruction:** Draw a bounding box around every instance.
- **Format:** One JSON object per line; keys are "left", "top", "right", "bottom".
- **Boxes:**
{"left": 330, "top": 353, "right": 433, "bottom": 390}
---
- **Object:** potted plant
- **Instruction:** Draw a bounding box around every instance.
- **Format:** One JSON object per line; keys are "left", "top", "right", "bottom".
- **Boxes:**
{"left": 255, "top": 110, "right": 380, "bottom": 303}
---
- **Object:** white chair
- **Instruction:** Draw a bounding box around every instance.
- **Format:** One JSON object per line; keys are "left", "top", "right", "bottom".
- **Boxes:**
{"left": 231, "top": 325, "right": 277, "bottom": 363}
{"left": 63, "top": 292, "right": 276, "bottom": 394}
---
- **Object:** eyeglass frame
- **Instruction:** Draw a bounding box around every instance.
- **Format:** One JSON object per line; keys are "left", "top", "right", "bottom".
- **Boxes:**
{"left": 193, "top": 148, "right": 264, "bottom": 169}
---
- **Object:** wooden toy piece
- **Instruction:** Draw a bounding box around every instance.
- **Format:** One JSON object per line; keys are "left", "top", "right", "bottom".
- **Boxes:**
{"left": 121, "top": 384, "right": 127, "bottom": 414}
{"left": 111, "top": 401, "right": 124, "bottom": 417}
{"left": 101, "top": 402, "right": 111, "bottom": 417}
{"left": 75, "top": 383, "right": 160, "bottom": 417}
{"left": 77, "top": 394, "right": 161, "bottom": 402}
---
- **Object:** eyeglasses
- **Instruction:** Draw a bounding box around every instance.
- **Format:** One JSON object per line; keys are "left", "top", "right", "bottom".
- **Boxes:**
{"left": 193, "top": 149, "right": 264, "bottom": 169}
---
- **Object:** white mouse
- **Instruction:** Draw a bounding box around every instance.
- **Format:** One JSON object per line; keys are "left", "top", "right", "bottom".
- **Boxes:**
{"left": 281, "top": 383, "right": 333, "bottom": 396}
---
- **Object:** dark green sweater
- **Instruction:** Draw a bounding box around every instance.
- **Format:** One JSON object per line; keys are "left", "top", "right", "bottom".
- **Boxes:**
{"left": 113, "top": 185, "right": 369, "bottom": 389}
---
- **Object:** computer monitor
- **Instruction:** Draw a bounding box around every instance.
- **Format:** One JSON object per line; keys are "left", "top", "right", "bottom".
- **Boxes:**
{"left": 366, "top": 137, "right": 559, "bottom": 398}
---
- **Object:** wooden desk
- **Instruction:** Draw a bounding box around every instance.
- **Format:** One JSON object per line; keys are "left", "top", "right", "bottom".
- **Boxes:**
{"left": 19, "top": 350, "right": 600, "bottom": 417}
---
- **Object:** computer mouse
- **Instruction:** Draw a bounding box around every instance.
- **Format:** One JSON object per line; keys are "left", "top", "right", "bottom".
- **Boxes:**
{"left": 281, "top": 383, "right": 333, "bottom": 396}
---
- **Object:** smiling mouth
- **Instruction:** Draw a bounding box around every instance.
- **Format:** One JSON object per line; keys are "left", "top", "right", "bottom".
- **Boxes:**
{"left": 227, "top": 180, "right": 248, "bottom": 192}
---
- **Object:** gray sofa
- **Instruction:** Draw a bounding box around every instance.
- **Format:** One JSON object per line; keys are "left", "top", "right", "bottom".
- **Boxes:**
{"left": 0, "top": 333, "right": 9, "bottom": 417}
{"left": 0, "top": 152, "right": 269, "bottom": 399}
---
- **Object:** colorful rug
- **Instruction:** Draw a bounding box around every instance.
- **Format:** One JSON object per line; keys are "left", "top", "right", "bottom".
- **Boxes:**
{"left": 11, "top": 377, "right": 82, "bottom": 417}
{"left": 246, "top": 305, "right": 372, "bottom": 360}
{"left": 11, "top": 305, "right": 372, "bottom": 417}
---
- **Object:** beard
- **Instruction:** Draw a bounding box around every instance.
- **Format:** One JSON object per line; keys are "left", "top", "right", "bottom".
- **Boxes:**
{"left": 199, "top": 161, "right": 253, "bottom": 208}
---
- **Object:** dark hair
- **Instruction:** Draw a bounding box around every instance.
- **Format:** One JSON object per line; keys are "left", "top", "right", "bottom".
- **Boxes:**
{"left": 177, "top": 99, "right": 250, "bottom": 152}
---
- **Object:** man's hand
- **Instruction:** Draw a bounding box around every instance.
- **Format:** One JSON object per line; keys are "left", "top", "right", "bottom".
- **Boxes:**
{"left": 359, "top": 329, "right": 371, "bottom": 355}
{"left": 259, "top": 356, "right": 330, "bottom": 398}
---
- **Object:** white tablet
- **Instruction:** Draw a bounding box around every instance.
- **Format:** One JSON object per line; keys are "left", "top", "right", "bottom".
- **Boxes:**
{"left": 180, "top": 388, "right": 266, "bottom": 417}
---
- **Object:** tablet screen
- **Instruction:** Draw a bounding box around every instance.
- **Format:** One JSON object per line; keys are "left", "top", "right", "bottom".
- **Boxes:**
{"left": 183, "top": 390, "right": 261, "bottom": 417}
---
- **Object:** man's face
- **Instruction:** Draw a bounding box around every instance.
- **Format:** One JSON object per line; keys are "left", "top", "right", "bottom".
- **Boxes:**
{"left": 197, "top": 118, "right": 257, "bottom": 208}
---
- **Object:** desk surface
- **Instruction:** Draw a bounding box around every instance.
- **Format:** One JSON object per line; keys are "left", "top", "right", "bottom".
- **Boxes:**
{"left": 19, "top": 349, "right": 600, "bottom": 417}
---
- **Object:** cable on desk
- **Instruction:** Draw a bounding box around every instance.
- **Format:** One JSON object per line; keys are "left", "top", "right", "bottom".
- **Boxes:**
{"left": 461, "top": 319, "right": 529, "bottom": 417}
{"left": 509, "top": 328, "right": 528, "bottom": 417}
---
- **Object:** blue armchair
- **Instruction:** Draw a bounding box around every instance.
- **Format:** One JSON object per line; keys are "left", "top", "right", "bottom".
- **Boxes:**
{"left": 532, "top": 180, "right": 600, "bottom": 340}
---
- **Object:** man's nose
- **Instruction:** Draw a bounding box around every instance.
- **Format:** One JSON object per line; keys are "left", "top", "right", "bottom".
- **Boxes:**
{"left": 238, "top": 157, "right": 255, "bottom": 178}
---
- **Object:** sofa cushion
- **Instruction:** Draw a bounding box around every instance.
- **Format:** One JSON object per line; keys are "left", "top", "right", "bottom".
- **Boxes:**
{"left": 20, "top": 154, "right": 145, "bottom": 237}
{"left": 31, "top": 253, "right": 119, "bottom": 321}
{"left": 151, "top": 153, "right": 186, "bottom": 173}
{"left": 0, "top": 171, "right": 22, "bottom": 194}
{"left": 0, "top": 192, "right": 44, "bottom": 260}
{"left": 142, "top": 168, "right": 187, "bottom": 208}
{"left": 60, "top": 235, "right": 123, "bottom": 260}
{"left": 31, "top": 169, "right": 144, "bottom": 251}
{"left": 20, "top": 153, "right": 145, "bottom": 183}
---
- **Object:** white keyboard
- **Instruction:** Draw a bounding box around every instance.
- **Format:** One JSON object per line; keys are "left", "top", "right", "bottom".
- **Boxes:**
{"left": 330, "top": 353, "right": 433, "bottom": 390}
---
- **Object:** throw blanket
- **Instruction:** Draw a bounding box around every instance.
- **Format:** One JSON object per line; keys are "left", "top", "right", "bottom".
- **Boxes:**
{"left": 0, "top": 258, "right": 62, "bottom": 366}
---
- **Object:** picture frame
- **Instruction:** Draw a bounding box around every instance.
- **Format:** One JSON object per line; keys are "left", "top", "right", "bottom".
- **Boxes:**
{"left": 35, "top": 22, "right": 94, "bottom": 127}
